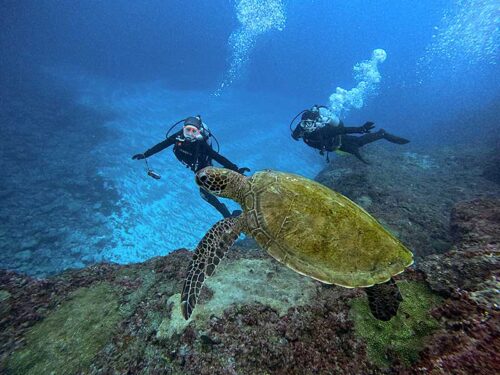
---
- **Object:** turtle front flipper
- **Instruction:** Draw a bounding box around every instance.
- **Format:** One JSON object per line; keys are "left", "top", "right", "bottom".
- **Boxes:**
{"left": 181, "top": 216, "right": 244, "bottom": 320}
{"left": 364, "top": 278, "right": 403, "bottom": 321}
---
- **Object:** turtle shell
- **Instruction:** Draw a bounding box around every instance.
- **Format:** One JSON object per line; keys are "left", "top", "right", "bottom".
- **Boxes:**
{"left": 242, "top": 171, "right": 413, "bottom": 288}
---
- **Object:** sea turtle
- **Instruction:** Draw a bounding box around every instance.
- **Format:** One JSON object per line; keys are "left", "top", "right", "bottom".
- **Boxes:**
{"left": 181, "top": 167, "right": 414, "bottom": 321}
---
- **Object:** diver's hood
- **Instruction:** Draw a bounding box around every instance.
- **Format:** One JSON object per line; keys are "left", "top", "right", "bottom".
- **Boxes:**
{"left": 166, "top": 114, "right": 220, "bottom": 151}
{"left": 182, "top": 116, "right": 212, "bottom": 142}
{"left": 183, "top": 116, "right": 202, "bottom": 129}
{"left": 301, "top": 109, "right": 320, "bottom": 122}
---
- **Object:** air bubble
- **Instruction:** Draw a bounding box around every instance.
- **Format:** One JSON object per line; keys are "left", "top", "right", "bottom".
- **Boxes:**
{"left": 215, "top": 0, "right": 286, "bottom": 95}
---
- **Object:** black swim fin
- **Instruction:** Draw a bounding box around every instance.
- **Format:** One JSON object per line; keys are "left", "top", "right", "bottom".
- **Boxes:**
{"left": 381, "top": 129, "right": 410, "bottom": 144}
{"left": 364, "top": 278, "right": 403, "bottom": 321}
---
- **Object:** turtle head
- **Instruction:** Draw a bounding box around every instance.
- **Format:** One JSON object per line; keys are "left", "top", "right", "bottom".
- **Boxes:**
{"left": 196, "top": 167, "right": 248, "bottom": 202}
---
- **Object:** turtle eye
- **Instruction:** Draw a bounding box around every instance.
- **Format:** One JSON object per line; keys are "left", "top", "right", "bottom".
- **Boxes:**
{"left": 196, "top": 171, "right": 208, "bottom": 186}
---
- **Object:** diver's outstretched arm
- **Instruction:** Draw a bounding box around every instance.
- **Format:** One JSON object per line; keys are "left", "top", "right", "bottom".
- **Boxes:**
{"left": 134, "top": 131, "right": 179, "bottom": 159}
{"left": 143, "top": 138, "right": 174, "bottom": 158}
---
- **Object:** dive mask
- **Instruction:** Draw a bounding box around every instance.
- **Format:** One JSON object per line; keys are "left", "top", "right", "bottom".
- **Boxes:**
{"left": 183, "top": 125, "right": 204, "bottom": 141}
{"left": 300, "top": 119, "right": 319, "bottom": 133}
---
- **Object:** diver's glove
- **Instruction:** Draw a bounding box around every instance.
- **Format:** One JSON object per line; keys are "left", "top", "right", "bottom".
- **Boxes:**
{"left": 361, "top": 122, "right": 375, "bottom": 133}
{"left": 132, "top": 153, "right": 146, "bottom": 160}
{"left": 238, "top": 167, "right": 251, "bottom": 175}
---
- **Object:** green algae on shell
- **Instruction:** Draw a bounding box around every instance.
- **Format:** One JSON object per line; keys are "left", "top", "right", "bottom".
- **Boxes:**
{"left": 243, "top": 171, "right": 414, "bottom": 287}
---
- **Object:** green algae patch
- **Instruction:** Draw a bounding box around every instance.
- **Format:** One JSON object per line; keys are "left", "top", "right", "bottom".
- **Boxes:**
{"left": 157, "top": 257, "right": 317, "bottom": 340}
{"left": 7, "top": 283, "right": 122, "bottom": 375}
{"left": 116, "top": 267, "right": 157, "bottom": 316}
{"left": 350, "top": 280, "right": 442, "bottom": 367}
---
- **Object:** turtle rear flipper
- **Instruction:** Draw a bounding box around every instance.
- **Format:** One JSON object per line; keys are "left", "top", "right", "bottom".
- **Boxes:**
{"left": 365, "top": 278, "right": 403, "bottom": 321}
{"left": 181, "top": 216, "right": 244, "bottom": 320}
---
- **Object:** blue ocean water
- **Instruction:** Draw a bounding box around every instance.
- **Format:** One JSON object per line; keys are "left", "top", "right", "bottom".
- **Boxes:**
{"left": 0, "top": 0, "right": 498, "bottom": 275}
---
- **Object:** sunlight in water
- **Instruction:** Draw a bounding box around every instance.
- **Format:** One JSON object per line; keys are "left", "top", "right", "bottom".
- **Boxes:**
{"left": 215, "top": 0, "right": 286, "bottom": 95}
{"left": 328, "top": 49, "right": 387, "bottom": 119}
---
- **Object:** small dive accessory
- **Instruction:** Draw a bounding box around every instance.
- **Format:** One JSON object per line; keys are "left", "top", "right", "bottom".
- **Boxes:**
{"left": 147, "top": 170, "right": 161, "bottom": 180}
{"left": 144, "top": 158, "right": 161, "bottom": 180}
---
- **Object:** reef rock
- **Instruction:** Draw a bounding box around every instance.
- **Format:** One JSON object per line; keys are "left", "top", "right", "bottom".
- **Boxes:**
{"left": 418, "top": 198, "right": 499, "bottom": 306}
{"left": 412, "top": 198, "right": 500, "bottom": 374}
{"left": 0, "top": 245, "right": 443, "bottom": 375}
{"left": 450, "top": 198, "right": 500, "bottom": 252}
{"left": 1, "top": 198, "right": 499, "bottom": 374}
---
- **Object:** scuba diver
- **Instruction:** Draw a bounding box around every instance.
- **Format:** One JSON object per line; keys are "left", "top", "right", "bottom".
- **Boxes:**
{"left": 132, "top": 115, "right": 250, "bottom": 218}
{"left": 290, "top": 105, "right": 410, "bottom": 164}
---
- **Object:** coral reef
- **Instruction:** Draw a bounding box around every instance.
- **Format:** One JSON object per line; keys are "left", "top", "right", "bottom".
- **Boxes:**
{"left": 350, "top": 281, "right": 442, "bottom": 367}
{"left": 450, "top": 198, "right": 499, "bottom": 252}
{"left": 419, "top": 198, "right": 499, "bottom": 305}
{"left": 410, "top": 197, "right": 500, "bottom": 374}
{"left": 156, "top": 257, "right": 317, "bottom": 341}
{"left": 7, "top": 283, "right": 122, "bottom": 375}
{"left": 0, "top": 249, "right": 192, "bottom": 374}
{"left": 0, "top": 197, "right": 499, "bottom": 374}
{"left": 412, "top": 294, "right": 499, "bottom": 375}
{"left": 172, "top": 286, "right": 379, "bottom": 375}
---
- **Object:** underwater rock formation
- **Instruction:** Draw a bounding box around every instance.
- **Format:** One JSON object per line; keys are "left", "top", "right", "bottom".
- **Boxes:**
{"left": 0, "top": 197, "right": 499, "bottom": 374}
{"left": 413, "top": 197, "right": 500, "bottom": 374}
{"left": 418, "top": 198, "right": 499, "bottom": 307}
{"left": 451, "top": 198, "right": 500, "bottom": 251}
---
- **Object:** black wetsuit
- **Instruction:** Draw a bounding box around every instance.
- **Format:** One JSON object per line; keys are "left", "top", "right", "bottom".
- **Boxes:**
{"left": 143, "top": 130, "right": 239, "bottom": 217}
{"left": 294, "top": 122, "right": 369, "bottom": 152}
{"left": 294, "top": 122, "right": 409, "bottom": 164}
